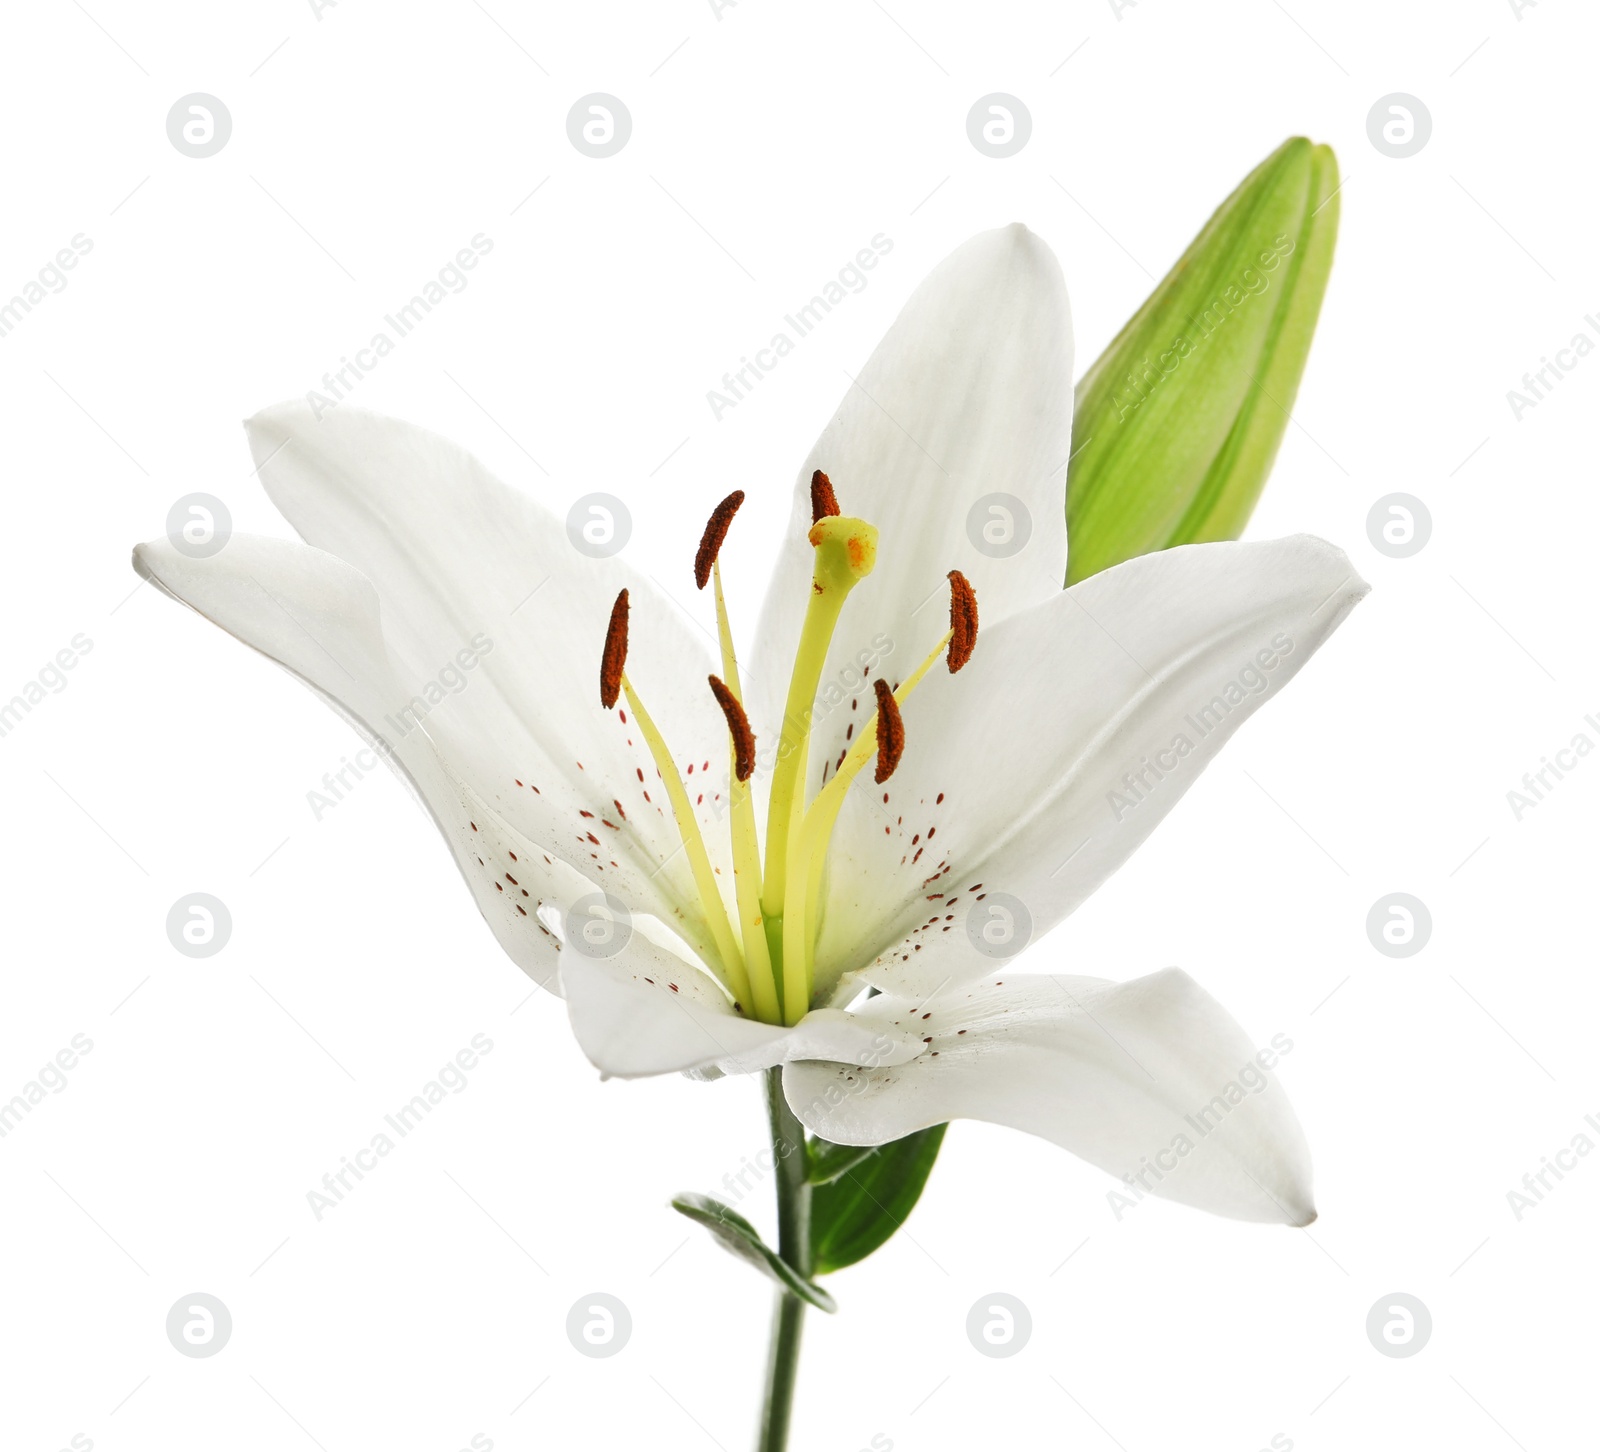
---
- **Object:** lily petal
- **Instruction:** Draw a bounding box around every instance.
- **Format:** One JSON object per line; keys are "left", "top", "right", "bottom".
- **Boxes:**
{"left": 132, "top": 534, "right": 597, "bottom": 991}
{"left": 815, "top": 535, "right": 1367, "bottom": 1000}
{"left": 784, "top": 969, "right": 1315, "bottom": 1226}
{"left": 748, "top": 225, "right": 1073, "bottom": 796}
{"left": 563, "top": 947, "right": 926, "bottom": 1080}
{"left": 243, "top": 401, "right": 736, "bottom": 966}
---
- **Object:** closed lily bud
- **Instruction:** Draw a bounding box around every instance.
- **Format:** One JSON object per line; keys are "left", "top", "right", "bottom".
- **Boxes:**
{"left": 1066, "top": 137, "right": 1340, "bottom": 584}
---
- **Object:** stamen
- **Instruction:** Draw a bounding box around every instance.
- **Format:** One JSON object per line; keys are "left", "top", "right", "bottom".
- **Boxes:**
{"left": 708, "top": 675, "right": 756, "bottom": 782}
{"left": 705, "top": 539, "right": 781, "bottom": 1025}
{"left": 618, "top": 672, "right": 750, "bottom": 1008}
{"left": 810, "top": 469, "right": 840, "bottom": 523}
{"left": 599, "top": 588, "right": 628, "bottom": 709}
{"left": 947, "top": 569, "right": 978, "bottom": 672}
{"left": 695, "top": 490, "right": 745, "bottom": 590}
{"left": 787, "top": 578, "right": 978, "bottom": 993}
{"left": 872, "top": 679, "right": 904, "bottom": 783}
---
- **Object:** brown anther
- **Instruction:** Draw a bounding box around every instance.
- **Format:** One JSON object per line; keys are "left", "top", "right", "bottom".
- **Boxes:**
{"left": 947, "top": 569, "right": 978, "bottom": 672}
{"left": 599, "top": 589, "right": 628, "bottom": 709}
{"left": 708, "top": 675, "right": 756, "bottom": 782}
{"left": 694, "top": 489, "right": 745, "bottom": 590}
{"left": 873, "top": 678, "right": 904, "bottom": 784}
{"left": 810, "top": 469, "right": 840, "bottom": 523}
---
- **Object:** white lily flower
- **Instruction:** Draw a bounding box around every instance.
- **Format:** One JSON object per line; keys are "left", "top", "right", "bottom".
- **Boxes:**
{"left": 134, "top": 224, "right": 1366, "bottom": 1227}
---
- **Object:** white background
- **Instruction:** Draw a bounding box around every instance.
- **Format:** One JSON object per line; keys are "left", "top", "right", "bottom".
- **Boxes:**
{"left": 1, "top": 1, "right": 1594, "bottom": 1449}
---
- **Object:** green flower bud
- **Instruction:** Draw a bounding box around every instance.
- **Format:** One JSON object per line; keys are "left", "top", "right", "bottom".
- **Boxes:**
{"left": 1066, "top": 137, "right": 1340, "bottom": 584}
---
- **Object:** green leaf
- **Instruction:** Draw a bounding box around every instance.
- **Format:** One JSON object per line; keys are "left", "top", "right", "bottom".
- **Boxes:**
{"left": 1066, "top": 137, "right": 1341, "bottom": 584}
{"left": 806, "top": 1138, "right": 882, "bottom": 1186}
{"left": 671, "top": 1193, "right": 837, "bottom": 1312}
{"left": 809, "top": 1125, "right": 946, "bottom": 1275}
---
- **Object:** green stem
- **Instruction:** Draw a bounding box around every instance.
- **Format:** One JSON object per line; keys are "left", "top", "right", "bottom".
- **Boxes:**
{"left": 756, "top": 1067, "right": 811, "bottom": 1451}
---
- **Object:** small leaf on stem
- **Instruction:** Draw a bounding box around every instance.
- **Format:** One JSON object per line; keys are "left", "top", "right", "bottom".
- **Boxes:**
{"left": 671, "top": 1192, "right": 838, "bottom": 1313}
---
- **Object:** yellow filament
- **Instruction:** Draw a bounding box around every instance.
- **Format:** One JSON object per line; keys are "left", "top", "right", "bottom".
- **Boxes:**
{"left": 791, "top": 629, "right": 954, "bottom": 990}
{"left": 619, "top": 673, "right": 750, "bottom": 1007}
{"left": 711, "top": 561, "right": 781, "bottom": 1023}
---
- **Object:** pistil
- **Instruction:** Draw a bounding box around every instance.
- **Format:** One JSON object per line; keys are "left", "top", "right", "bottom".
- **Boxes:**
{"left": 761, "top": 511, "right": 878, "bottom": 1021}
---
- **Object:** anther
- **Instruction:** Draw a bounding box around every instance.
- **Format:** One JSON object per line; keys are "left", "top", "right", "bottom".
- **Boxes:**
{"left": 695, "top": 490, "right": 746, "bottom": 590}
{"left": 810, "top": 469, "right": 840, "bottom": 523}
{"left": 708, "top": 675, "right": 757, "bottom": 782}
{"left": 947, "top": 570, "right": 978, "bottom": 672}
{"left": 873, "top": 678, "right": 904, "bottom": 783}
{"left": 599, "top": 589, "right": 629, "bottom": 709}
